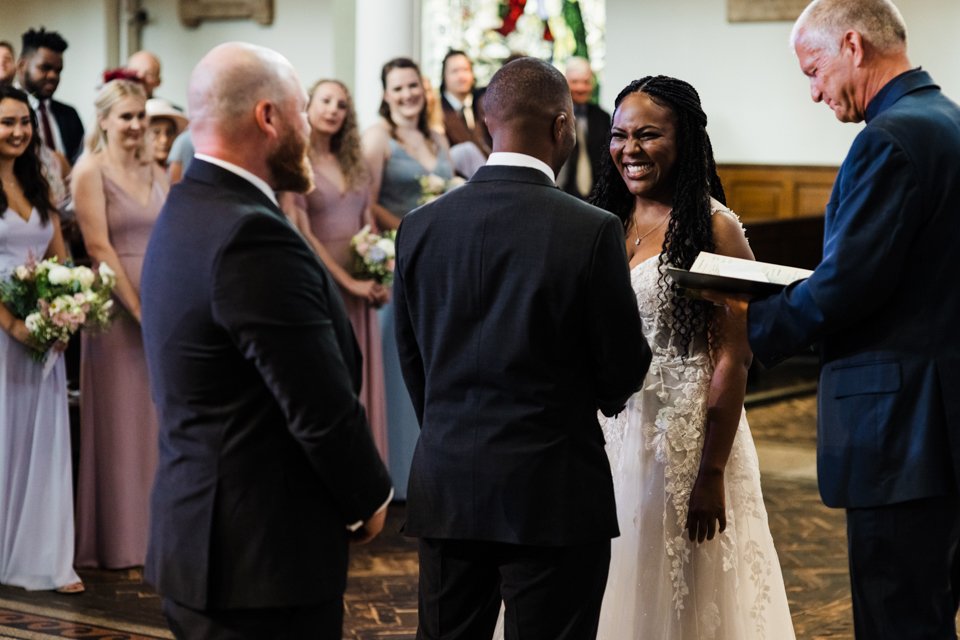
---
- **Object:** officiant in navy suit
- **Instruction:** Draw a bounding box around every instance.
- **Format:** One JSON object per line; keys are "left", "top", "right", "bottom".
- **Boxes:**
{"left": 393, "top": 57, "right": 650, "bottom": 640}
{"left": 711, "top": 1, "right": 960, "bottom": 637}
{"left": 140, "top": 42, "right": 392, "bottom": 639}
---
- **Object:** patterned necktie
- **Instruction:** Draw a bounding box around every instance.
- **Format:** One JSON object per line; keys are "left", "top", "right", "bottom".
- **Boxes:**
{"left": 37, "top": 100, "right": 56, "bottom": 151}
{"left": 462, "top": 94, "right": 476, "bottom": 131}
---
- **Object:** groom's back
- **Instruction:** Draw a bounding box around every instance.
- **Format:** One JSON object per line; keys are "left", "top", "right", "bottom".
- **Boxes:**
{"left": 395, "top": 164, "right": 647, "bottom": 545}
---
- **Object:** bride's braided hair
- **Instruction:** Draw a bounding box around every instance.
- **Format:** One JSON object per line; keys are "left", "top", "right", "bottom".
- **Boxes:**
{"left": 590, "top": 75, "right": 726, "bottom": 357}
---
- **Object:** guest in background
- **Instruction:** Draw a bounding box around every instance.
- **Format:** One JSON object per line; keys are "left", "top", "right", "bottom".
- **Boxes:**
{"left": 71, "top": 74, "right": 167, "bottom": 569}
{"left": 127, "top": 50, "right": 184, "bottom": 114}
{"left": 362, "top": 57, "right": 453, "bottom": 499}
{"left": 145, "top": 97, "right": 187, "bottom": 169}
{"left": 281, "top": 78, "right": 389, "bottom": 463}
{"left": 16, "top": 28, "right": 84, "bottom": 165}
{"left": 439, "top": 50, "right": 491, "bottom": 157}
{"left": 0, "top": 42, "right": 16, "bottom": 85}
{"left": 126, "top": 50, "right": 162, "bottom": 99}
{"left": 167, "top": 128, "right": 193, "bottom": 184}
{"left": 557, "top": 56, "right": 610, "bottom": 199}
{"left": 0, "top": 85, "right": 83, "bottom": 594}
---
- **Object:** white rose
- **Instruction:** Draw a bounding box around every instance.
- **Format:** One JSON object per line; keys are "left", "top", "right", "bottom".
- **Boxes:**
{"left": 73, "top": 266, "right": 95, "bottom": 288}
{"left": 47, "top": 265, "right": 72, "bottom": 285}
{"left": 375, "top": 238, "right": 395, "bottom": 258}
{"left": 98, "top": 262, "right": 116, "bottom": 285}
{"left": 24, "top": 312, "right": 41, "bottom": 333}
{"left": 49, "top": 296, "right": 70, "bottom": 314}
{"left": 14, "top": 265, "right": 30, "bottom": 280}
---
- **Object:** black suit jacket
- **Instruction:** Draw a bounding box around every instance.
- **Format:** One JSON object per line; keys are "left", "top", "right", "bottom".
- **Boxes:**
{"left": 50, "top": 99, "right": 84, "bottom": 164}
{"left": 394, "top": 164, "right": 650, "bottom": 546}
{"left": 140, "top": 160, "right": 392, "bottom": 610}
{"left": 441, "top": 90, "right": 492, "bottom": 157}
{"left": 559, "top": 102, "right": 611, "bottom": 199}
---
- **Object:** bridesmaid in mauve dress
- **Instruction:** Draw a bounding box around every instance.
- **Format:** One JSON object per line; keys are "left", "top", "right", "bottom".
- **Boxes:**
{"left": 362, "top": 58, "right": 453, "bottom": 500}
{"left": 281, "top": 79, "right": 389, "bottom": 462}
{"left": 71, "top": 76, "right": 167, "bottom": 569}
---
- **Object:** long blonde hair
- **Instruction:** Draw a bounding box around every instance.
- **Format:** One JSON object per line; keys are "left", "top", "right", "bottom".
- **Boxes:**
{"left": 309, "top": 79, "right": 368, "bottom": 191}
{"left": 86, "top": 79, "right": 147, "bottom": 157}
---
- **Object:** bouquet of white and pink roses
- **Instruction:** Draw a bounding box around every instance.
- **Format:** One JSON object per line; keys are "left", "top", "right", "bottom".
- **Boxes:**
{"left": 350, "top": 225, "right": 396, "bottom": 287}
{"left": 0, "top": 257, "right": 116, "bottom": 361}
{"left": 418, "top": 174, "right": 466, "bottom": 205}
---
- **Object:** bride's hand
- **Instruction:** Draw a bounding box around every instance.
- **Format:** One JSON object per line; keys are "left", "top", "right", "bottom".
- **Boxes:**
{"left": 685, "top": 468, "right": 727, "bottom": 543}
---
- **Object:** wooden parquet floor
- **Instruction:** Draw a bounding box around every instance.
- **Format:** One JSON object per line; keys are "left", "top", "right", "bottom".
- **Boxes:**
{"left": 0, "top": 391, "right": 866, "bottom": 639}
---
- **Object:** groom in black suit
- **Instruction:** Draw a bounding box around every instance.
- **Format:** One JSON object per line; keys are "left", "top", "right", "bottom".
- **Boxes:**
{"left": 140, "top": 43, "right": 392, "bottom": 639}
{"left": 394, "top": 57, "right": 650, "bottom": 640}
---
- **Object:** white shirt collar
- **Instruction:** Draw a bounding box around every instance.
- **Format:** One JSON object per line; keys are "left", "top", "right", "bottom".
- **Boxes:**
{"left": 194, "top": 153, "right": 278, "bottom": 206}
{"left": 485, "top": 152, "right": 556, "bottom": 183}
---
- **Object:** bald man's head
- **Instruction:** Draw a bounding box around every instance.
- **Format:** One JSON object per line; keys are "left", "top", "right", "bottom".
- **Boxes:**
{"left": 127, "top": 50, "right": 161, "bottom": 97}
{"left": 483, "top": 57, "right": 575, "bottom": 172}
{"left": 188, "top": 42, "right": 311, "bottom": 192}
{"left": 564, "top": 56, "right": 594, "bottom": 105}
{"left": 189, "top": 43, "right": 298, "bottom": 133}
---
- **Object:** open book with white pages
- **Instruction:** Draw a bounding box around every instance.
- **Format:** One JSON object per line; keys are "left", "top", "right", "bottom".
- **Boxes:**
{"left": 666, "top": 251, "right": 814, "bottom": 297}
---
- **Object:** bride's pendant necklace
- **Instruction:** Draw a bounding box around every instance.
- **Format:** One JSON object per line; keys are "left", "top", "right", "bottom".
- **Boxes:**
{"left": 633, "top": 210, "right": 671, "bottom": 246}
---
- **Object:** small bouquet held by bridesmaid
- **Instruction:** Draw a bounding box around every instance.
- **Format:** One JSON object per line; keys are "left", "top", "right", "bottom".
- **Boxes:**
{"left": 350, "top": 225, "right": 396, "bottom": 287}
{"left": 418, "top": 174, "right": 466, "bottom": 205}
{"left": 0, "top": 257, "right": 116, "bottom": 362}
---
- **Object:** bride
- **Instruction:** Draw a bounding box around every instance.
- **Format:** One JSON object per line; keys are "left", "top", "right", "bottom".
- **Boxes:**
{"left": 496, "top": 75, "right": 795, "bottom": 639}
{"left": 590, "top": 75, "right": 794, "bottom": 639}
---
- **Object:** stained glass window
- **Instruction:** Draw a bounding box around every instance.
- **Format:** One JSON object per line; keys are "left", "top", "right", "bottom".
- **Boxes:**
{"left": 421, "top": 0, "right": 605, "bottom": 89}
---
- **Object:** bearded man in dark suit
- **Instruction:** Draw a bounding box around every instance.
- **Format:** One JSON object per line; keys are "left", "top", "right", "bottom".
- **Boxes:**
{"left": 393, "top": 57, "right": 650, "bottom": 640}
{"left": 140, "top": 42, "right": 392, "bottom": 639}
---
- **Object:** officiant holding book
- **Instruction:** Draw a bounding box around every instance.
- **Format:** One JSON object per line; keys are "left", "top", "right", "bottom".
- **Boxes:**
{"left": 709, "top": 1, "right": 960, "bottom": 637}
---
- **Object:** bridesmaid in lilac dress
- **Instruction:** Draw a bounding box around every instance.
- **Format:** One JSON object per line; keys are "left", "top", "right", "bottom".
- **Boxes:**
{"left": 0, "top": 86, "right": 82, "bottom": 593}
{"left": 71, "top": 76, "right": 167, "bottom": 568}
{"left": 281, "top": 79, "right": 389, "bottom": 462}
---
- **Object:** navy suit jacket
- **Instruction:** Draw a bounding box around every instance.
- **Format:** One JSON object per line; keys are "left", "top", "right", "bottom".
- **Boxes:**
{"left": 140, "top": 160, "right": 392, "bottom": 609}
{"left": 50, "top": 99, "right": 84, "bottom": 165}
{"left": 394, "top": 164, "right": 650, "bottom": 545}
{"left": 748, "top": 70, "right": 960, "bottom": 508}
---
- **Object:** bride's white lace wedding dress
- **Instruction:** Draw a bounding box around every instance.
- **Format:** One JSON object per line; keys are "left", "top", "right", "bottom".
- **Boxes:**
{"left": 492, "top": 212, "right": 795, "bottom": 639}
{"left": 594, "top": 249, "right": 796, "bottom": 639}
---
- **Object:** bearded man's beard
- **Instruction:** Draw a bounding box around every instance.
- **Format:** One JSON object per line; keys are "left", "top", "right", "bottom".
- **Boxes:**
{"left": 269, "top": 124, "right": 313, "bottom": 193}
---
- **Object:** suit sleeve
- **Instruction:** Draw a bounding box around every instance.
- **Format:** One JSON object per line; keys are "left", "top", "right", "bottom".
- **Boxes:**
{"left": 588, "top": 215, "right": 651, "bottom": 416}
{"left": 749, "top": 126, "right": 925, "bottom": 366}
{"left": 212, "top": 214, "right": 392, "bottom": 524}
{"left": 393, "top": 220, "right": 426, "bottom": 424}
